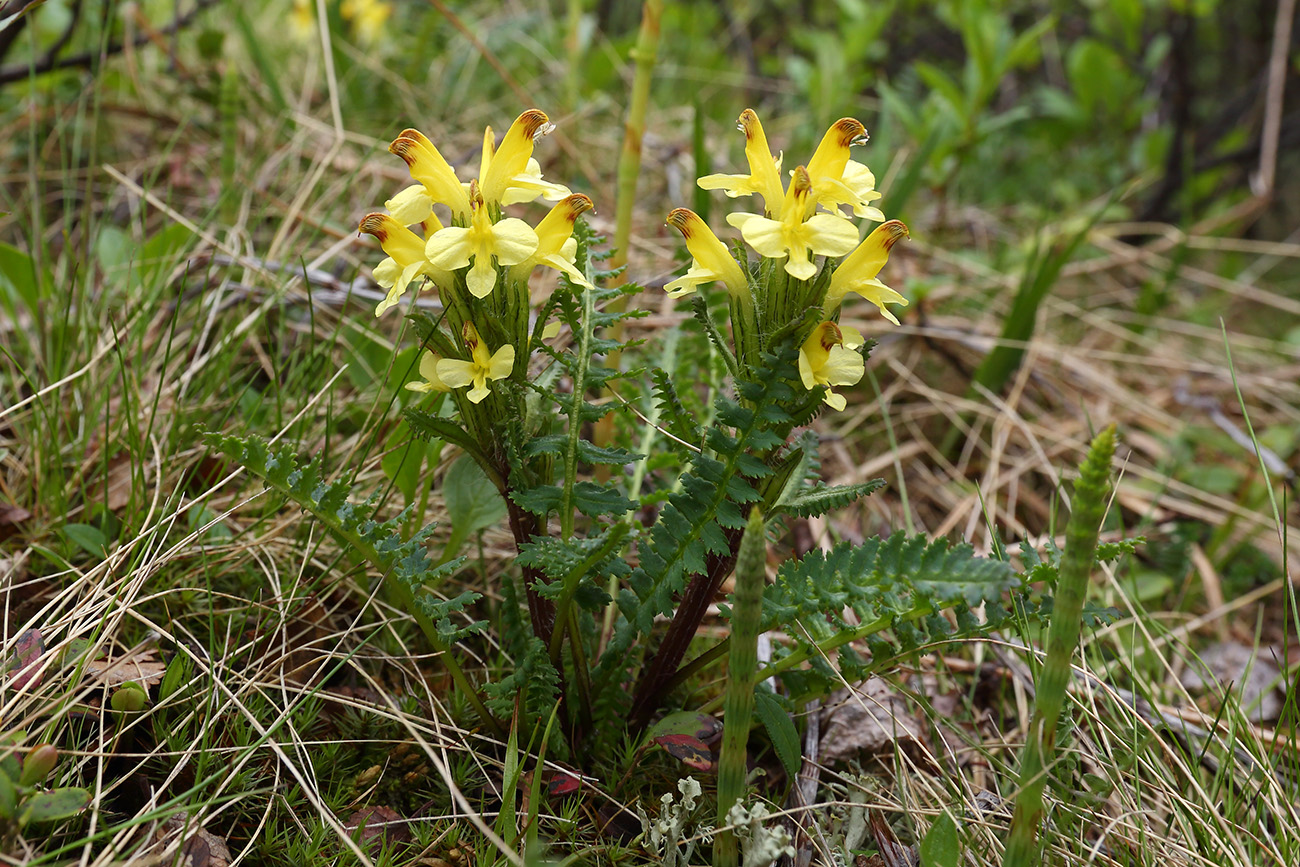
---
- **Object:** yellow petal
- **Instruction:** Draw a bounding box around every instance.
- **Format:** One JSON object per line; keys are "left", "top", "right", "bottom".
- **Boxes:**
{"left": 385, "top": 184, "right": 433, "bottom": 226}
{"left": 407, "top": 351, "right": 452, "bottom": 393}
{"left": 822, "top": 345, "right": 865, "bottom": 387}
{"left": 735, "top": 215, "right": 787, "bottom": 259}
{"left": 539, "top": 253, "right": 593, "bottom": 289}
{"left": 697, "top": 171, "right": 755, "bottom": 197}
{"left": 480, "top": 110, "right": 554, "bottom": 205}
{"left": 665, "top": 208, "right": 748, "bottom": 297}
{"left": 479, "top": 125, "right": 496, "bottom": 181}
{"left": 487, "top": 344, "right": 515, "bottom": 381}
{"left": 663, "top": 263, "right": 714, "bottom": 298}
{"left": 826, "top": 219, "right": 909, "bottom": 312}
{"left": 541, "top": 320, "right": 561, "bottom": 340}
{"left": 371, "top": 257, "right": 402, "bottom": 290}
{"left": 359, "top": 213, "right": 426, "bottom": 267}
{"left": 466, "top": 377, "right": 491, "bottom": 404}
{"left": 822, "top": 390, "right": 847, "bottom": 412}
{"left": 839, "top": 160, "right": 884, "bottom": 219}
{"left": 738, "top": 109, "right": 786, "bottom": 215}
{"left": 803, "top": 214, "right": 860, "bottom": 257}
{"left": 784, "top": 242, "right": 817, "bottom": 281}
{"left": 466, "top": 255, "right": 497, "bottom": 298}
{"left": 534, "top": 194, "right": 594, "bottom": 258}
{"left": 499, "top": 158, "right": 571, "bottom": 206}
{"left": 425, "top": 226, "right": 473, "bottom": 270}
{"left": 490, "top": 217, "right": 540, "bottom": 266}
{"left": 839, "top": 325, "right": 865, "bottom": 349}
{"left": 725, "top": 212, "right": 760, "bottom": 232}
{"left": 797, "top": 348, "right": 817, "bottom": 391}
{"left": 435, "top": 358, "right": 475, "bottom": 390}
{"left": 390, "top": 129, "right": 470, "bottom": 218}
{"left": 375, "top": 262, "right": 422, "bottom": 316}
{"left": 805, "top": 118, "right": 868, "bottom": 191}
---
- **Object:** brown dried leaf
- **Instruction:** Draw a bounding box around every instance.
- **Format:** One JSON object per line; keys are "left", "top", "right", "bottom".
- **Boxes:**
{"left": 346, "top": 805, "right": 410, "bottom": 850}
{"left": 820, "top": 678, "right": 926, "bottom": 765}
{"left": 1179, "top": 641, "right": 1285, "bottom": 722}
{"left": 85, "top": 652, "right": 167, "bottom": 686}
{"left": 0, "top": 503, "right": 32, "bottom": 542}
{"left": 278, "top": 595, "right": 336, "bottom": 686}
{"left": 92, "top": 451, "right": 136, "bottom": 512}
{"left": 159, "top": 815, "right": 232, "bottom": 867}
{"left": 7, "top": 627, "right": 44, "bottom": 690}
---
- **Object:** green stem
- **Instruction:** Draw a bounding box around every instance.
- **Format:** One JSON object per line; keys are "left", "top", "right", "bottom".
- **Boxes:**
{"left": 559, "top": 280, "right": 596, "bottom": 541}
{"left": 610, "top": 0, "right": 662, "bottom": 284}
{"left": 550, "top": 522, "right": 630, "bottom": 663}
{"left": 714, "top": 507, "right": 767, "bottom": 867}
{"left": 1002, "top": 425, "right": 1116, "bottom": 867}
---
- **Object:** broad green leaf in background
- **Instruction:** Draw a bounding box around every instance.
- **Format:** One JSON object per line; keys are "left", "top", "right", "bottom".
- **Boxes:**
{"left": 61, "top": 523, "right": 107, "bottom": 559}
{"left": 381, "top": 422, "right": 444, "bottom": 506}
{"left": 441, "top": 455, "right": 508, "bottom": 563}
{"left": 0, "top": 241, "right": 41, "bottom": 319}
{"left": 920, "top": 810, "right": 960, "bottom": 867}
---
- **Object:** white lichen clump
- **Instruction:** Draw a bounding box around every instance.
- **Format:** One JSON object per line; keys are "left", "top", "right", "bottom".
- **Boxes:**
{"left": 727, "top": 801, "right": 796, "bottom": 866}
{"left": 637, "top": 777, "right": 713, "bottom": 867}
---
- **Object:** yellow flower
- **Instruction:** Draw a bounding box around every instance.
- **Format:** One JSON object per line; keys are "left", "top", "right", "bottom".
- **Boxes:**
{"left": 405, "top": 351, "right": 453, "bottom": 394}
{"left": 388, "top": 111, "right": 569, "bottom": 226}
{"left": 425, "top": 183, "right": 539, "bottom": 299}
{"left": 479, "top": 110, "right": 571, "bottom": 207}
{"left": 388, "top": 129, "right": 472, "bottom": 223}
{"left": 697, "top": 109, "right": 785, "bottom": 217}
{"left": 663, "top": 208, "right": 748, "bottom": 298}
{"left": 798, "top": 321, "right": 864, "bottom": 412}
{"left": 357, "top": 213, "right": 448, "bottom": 316}
{"left": 510, "top": 194, "right": 595, "bottom": 289}
{"left": 824, "top": 220, "right": 909, "bottom": 323}
{"left": 802, "top": 117, "right": 883, "bottom": 220}
{"left": 436, "top": 323, "right": 515, "bottom": 404}
{"left": 340, "top": 0, "right": 392, "bottom": 45}
{"left": 290, "top": 0, "right": 315, "bottom": 43}
{"left": 727, "top": 166, "right": 859, "bottom": 281}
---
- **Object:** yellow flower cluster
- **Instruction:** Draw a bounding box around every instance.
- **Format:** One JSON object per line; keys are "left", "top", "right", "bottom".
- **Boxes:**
{"left": 359, "top": 110, "right": 591, "bottom": 405}
{"left": 291, "top": 0, "right": 394, "bottom": 46}
{"left": 666, "top": 109, "right": 910, "bottom": 411}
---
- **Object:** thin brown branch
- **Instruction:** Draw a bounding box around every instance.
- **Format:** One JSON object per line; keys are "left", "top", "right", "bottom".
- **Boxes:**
{"left": 0, "top": 0, "right": 218, "bottom": 85}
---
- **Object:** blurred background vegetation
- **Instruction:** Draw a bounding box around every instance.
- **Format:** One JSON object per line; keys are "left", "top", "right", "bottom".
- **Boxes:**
{"left": 1, "top": 0, "right": 1297, "bottom": 864}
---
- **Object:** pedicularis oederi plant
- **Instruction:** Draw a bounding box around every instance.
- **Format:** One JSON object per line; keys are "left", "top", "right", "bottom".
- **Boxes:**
{"left": 211, "top": 107, "right": 1038, "bottom": 790}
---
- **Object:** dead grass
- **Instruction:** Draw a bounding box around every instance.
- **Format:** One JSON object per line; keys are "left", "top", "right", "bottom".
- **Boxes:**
{"left": 1, "top": 2, "right": 1297, "bottom": 864}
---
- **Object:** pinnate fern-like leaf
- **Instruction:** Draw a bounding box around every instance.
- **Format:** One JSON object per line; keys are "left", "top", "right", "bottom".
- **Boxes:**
{"left": 761, "top": 531, "right": 1020, "bottom": 700}
{"left": 775, "top": 480, "right": 885, "bottom": 519}
{"left": 205, "top": 432, "right": 480, "bottom": 640}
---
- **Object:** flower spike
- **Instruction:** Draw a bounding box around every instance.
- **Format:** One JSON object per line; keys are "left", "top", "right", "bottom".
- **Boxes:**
{"left": 798, "top": 321, "right": 865, "bottom": 411}
{"left": 727, "top": 166, "right": 858, "bottom": 281}
{"left": 358, "top": 213, "right": 447, "bottom": 317}
{"left": 388, "top": 129, "right": 471, "bottom": 222}
{"left": 663, "top": 208, "right": 749, "bottom": 298}
{"left": 436, "top": 322, "right": 515, "bottom": 404}
{"left": 425, "top": 182, "right": 539, "bottom": 299}
{"left": 697, "top": 109, "right": 785, "bottom": 217}
{"left": 825, "top": 220, "right": 909, "bottom": 323}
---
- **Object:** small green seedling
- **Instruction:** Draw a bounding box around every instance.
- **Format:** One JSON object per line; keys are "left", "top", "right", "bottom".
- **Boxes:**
{"left": 0, "top": 742, "right": 91, "bottom": 842}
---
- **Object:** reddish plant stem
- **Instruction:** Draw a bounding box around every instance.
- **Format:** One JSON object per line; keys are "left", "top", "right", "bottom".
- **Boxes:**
{"left": 627, "top": 526, "right": 744, "bottom": 733}
{"left": 505, "top": 499, "right": 555, "bottom": 645}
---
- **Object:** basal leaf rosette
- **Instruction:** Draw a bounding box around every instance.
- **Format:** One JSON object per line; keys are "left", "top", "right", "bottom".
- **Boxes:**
{"left": 665, "top": 108, "right": 910, "bottom": 412}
